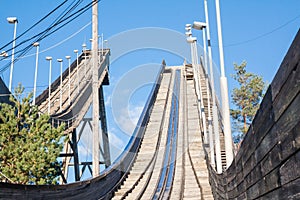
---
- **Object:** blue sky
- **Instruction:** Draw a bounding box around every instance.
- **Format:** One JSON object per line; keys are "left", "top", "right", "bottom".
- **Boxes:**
{"left": 1, "top": 1, "right": 300, "bottom": 90}
{"left": 1, "top": 0, "right": 300, "bottom": 176}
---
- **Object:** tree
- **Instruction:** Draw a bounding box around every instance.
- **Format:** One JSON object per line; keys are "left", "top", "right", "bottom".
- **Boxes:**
{"left": 0, "top": 84, "right": 65, "bottom": 185}
{"left": 230, "top": 61, "right": 266, "bottom": 142}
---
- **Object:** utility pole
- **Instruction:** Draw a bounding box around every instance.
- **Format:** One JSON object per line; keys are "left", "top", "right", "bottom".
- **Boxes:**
{"left": 92, "top": 0, "right": 100, "bottom": 177}
{"left": 215, "top": 0, "right": 234, "bottom": 167}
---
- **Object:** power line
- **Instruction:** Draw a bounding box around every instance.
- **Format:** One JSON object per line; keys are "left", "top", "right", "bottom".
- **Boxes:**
{"left": 1, "top": 0, "right": 81, "bottom": 56}
{"left": 0, "top": 0, "right": 68, "bottom": 52}
{"left": 224, "top": 13, "right": 300, "bottom": 47}
{"left": 0, "top": 0, "right": 100, "bottom": 74}
{"left": 22, "top": 22, "right": 91, "bottom": 59}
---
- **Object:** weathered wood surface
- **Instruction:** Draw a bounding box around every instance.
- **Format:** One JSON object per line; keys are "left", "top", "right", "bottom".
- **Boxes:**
{"left": 0, "top": 60, "right": 165, "bottom": 200}
{"left": 207, "top": 29, "right": 300, "bottom": 199}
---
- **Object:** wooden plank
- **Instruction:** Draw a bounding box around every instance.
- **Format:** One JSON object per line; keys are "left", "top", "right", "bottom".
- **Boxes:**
{"left": 272, "top": 62, "right": 300, "bottom": 122}
{"left": 184, "top": 29, "right": 300, "bottom": 200}
{"left": 271, "top": 29, "right": 300, "bottom": 101}
{"left": 279, "top": 151, "right": 300, "bottom": 185}
{"left": 279, "top": 121, "right": 300, "bottom": 163}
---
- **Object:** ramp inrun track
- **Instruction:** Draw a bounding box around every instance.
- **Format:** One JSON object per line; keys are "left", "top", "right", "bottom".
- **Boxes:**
{"left": 0, "top": 62, "right": 217, "bottom": 199}
{"left": 112, "top": 66, "right": 214, "bottom": 200}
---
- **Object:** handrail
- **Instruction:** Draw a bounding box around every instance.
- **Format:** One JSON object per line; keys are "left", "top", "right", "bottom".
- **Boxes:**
{"left": 35, "top": 49, "right": 109, "bottom": 106}
{"left": 36, "top": 50, "right": 110, "bottom": 133}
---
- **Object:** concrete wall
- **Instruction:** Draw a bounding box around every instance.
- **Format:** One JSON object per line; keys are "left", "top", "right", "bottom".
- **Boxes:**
{"left": 207, "top": 29, "right": 300, "bottom": 199}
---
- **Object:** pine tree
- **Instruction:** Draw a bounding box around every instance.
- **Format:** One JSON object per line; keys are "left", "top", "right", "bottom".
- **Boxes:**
{"left": 0, "top": 84, "right": 65, "bottom": 185}
{"left": 230, "top": 61, "right": 266, "bottom": 142}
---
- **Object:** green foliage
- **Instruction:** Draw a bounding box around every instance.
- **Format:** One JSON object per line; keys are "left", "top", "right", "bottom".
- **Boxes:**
{"left": 0, "top": 84, "right": 65, "bottom": 185}
{"left": 230, "top": 61, "right": 266, "bottom": 142}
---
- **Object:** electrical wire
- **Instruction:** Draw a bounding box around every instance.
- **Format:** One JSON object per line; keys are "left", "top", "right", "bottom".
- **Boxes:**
{"left": 37, "top": 0, "right": 97, "bottom": 42}
{"left": 5, "top": 0, "right": 96, "bottom": 57}
{"left": 223, "top": 13, "right": 300, "bottom": 47}
{"left": 0, "top": 0, "right": 68, "bottom": 52}
{"left": 9, "top": 0, "right": 84, "bottom": 63}
{"left": 22, "top": 22, "right": 91, "bottom": 59}
{"left": 0, "top": 0, "right": 80, "bottom": 64}
{"left": 1, "top": 0, "right": 81, "bottom": 56}
{"left": 0, "top": 0, "right": 100, "bottom": 74}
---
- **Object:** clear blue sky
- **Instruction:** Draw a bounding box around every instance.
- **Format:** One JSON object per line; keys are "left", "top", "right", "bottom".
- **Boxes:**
{"left": 1, "top": 0, "right": 300, "bottom": 170}
{"left": 1, "top": 0, "right": 300, "bottom": 91}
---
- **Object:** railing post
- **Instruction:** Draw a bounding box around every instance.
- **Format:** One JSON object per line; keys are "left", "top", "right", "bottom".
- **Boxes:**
{"left": 99, "top": 85, "right": 111, "bottom": 168}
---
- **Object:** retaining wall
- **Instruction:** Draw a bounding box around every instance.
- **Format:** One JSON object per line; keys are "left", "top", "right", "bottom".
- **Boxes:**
{"left": 208, "top": 29, "right": 300, "bottom": 199}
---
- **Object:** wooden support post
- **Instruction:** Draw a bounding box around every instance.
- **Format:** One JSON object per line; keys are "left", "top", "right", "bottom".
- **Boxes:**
{"left": 92, "top": 0, "right": 100, "bottom": 177}
{"left": 99, "top": 85, "right": 111, "bottom": 168}
{"left": 71, "top": 129, "right": 80, "bottom": 181}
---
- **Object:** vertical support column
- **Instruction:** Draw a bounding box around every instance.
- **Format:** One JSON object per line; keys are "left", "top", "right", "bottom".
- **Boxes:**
{"left": 71, "top": 129, "right": 80, "bottom": 181}
{"left": 8, "top": 18, "right": 18, "bottom": 92}
{"left": 92, "top": 0, "right": 100, "bottom": 177}
{"left": 60, "top": 141, "right": 70, "bottom": 184}
{"left": 99, "top": 85, "right": 111, "bottom": 168}
{"left": 215, "top": 0, "right": 234, "bottom": 167}
{"left": 204, "top": 0, "right": 220, "bottom": 171}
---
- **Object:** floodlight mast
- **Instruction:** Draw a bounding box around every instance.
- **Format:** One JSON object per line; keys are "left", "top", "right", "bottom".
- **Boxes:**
{"left": 32, "top": 42, "right": 40, "bottom": 105}
{"left": 65, "top": 55, "right": 71, "bottom": 106}
{"left": 203, "top": 0, "right": 222, "bottom": 173}
{"left": 7, "top": 17, "right": 18, "bottom": 92}
{"left": 214, "top": 0, "right": 234, "bottom": 167}
{"left": 57, "top": 59, "right": 63, "bottom": 112}
{"left": 74, "top": 50, "right": 79, "bottom": 94}
{"left": 46, "top": 56, "right": 53, "bottom": 114}
{"left": 192, "top": 21, "right": 206, "bottom": 30}
{"left": 191, "top": 20, "right": 216, "bottom": 170}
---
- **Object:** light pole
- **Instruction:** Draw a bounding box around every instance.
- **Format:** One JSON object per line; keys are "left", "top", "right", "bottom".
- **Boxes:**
{"left": 204, "top": 0, "right": 222, "bottom": 173}
{"left": 66, "top": 55, "right": 71, "bottom": 106}
{"left": 103, "top": 40, "right": 108, "bottom": 59}
{"left": 104, "top": 40, "right": 108, "bottom": 49}
{"left": 74, "top": 50, "right": 79, "bottom": 94}
{"left": 215, "top": 0, "right": 234, "bottom": 167}
{"left": 186, "top": 32, "right": 208, "bottom": 146}
{"left": 192, "top": 22, "right": 211, "bottom": 144}
{"left": 82, "top": 43, "right": 87, "bottom": 76}
{"left": 32, "top": 42, "right": 39, "bottom": 105}
{"left": 7, "top": 17, "right": 18, "bottom": 92}
{"left": 100, "top": 33, "right": 104, "bottom": 60}
{"left": 57, "top": 59, "right": 63, "bottom": 112}
{"left": 46, "top": 56, "right": 52, "bottom": 114}
{"left": 90, "top": 38, "right": 93, "bottom": 76}
{"left": 192, "top": 21, "right": 207, "bottom": 71}
{"left": 0, "top": 51, "right": 8, "bottom": 58}
{"left": 192, "top": 21, "right": 216, "bottom": 171}
{"left": 186, "top": 35, "right": 200, "bottom": 94}
{"left": 192, "top": 21, "right": 212, "bottom": 148}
